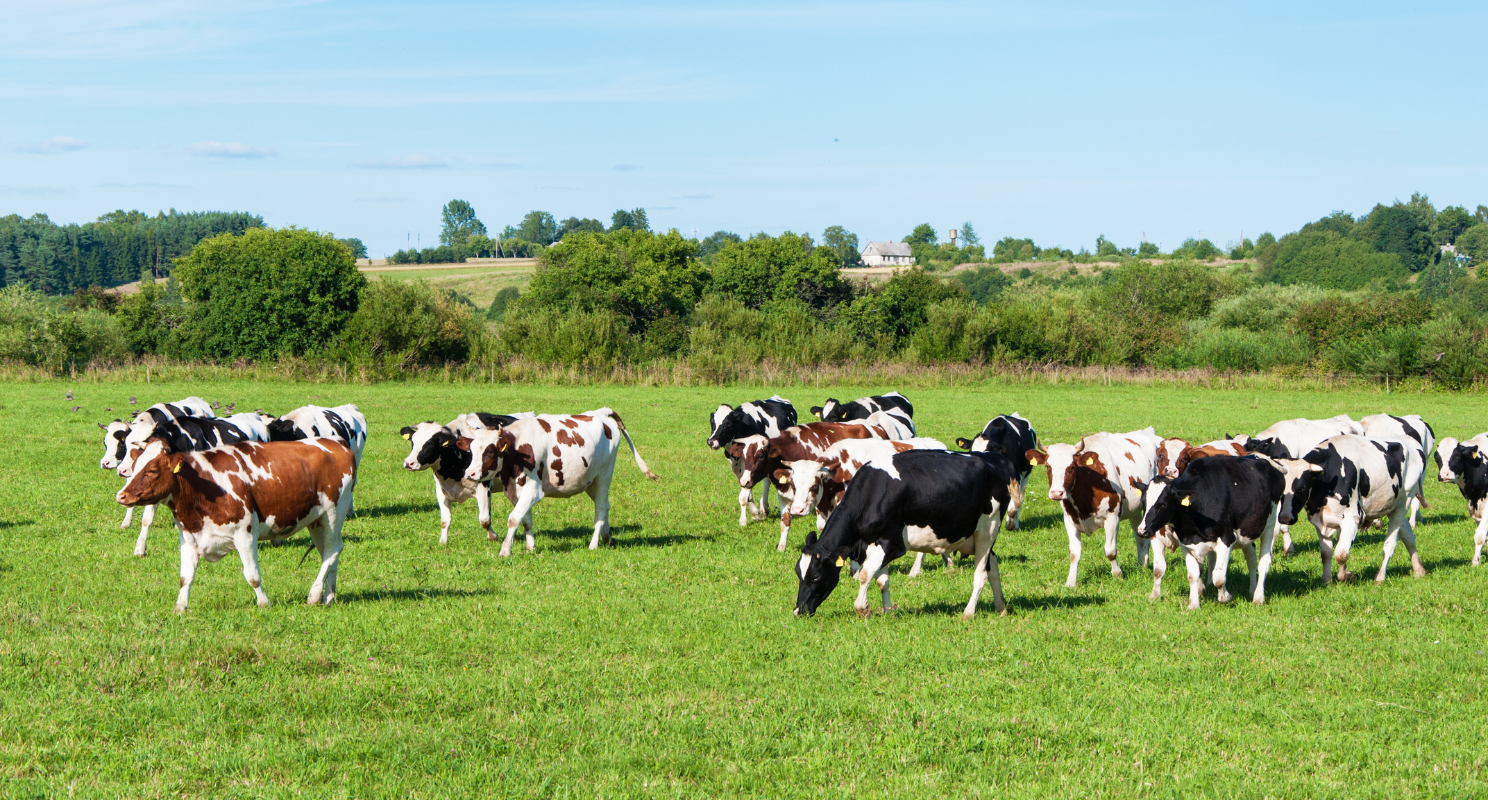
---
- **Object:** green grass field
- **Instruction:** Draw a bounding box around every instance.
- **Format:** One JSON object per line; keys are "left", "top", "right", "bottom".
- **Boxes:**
{"left": 360, "top": 262, "right": 534, "bottom": 308}
{"left": 2, "top": 380, "right": 1486, "bottom": 798}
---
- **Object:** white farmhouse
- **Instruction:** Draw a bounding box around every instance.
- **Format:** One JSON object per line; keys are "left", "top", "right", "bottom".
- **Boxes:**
{"left": 861, "top": 241, "right": 914, "bottom": 267}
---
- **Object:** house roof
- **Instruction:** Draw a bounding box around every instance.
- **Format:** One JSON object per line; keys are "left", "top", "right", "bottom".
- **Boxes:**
{"left": 864, "top": 241, "right": 912, "bottom": 257}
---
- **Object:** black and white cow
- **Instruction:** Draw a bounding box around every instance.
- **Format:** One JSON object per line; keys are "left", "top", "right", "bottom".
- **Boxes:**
{"left": 811, "top": 392, "right": 914, "bottom": 430}
{"left": 100, "top": 396, "right": 217, "bottom": 557}
{"left": 1240, "top": 414, "right": 1363, "bottom": 556}
{"left": 267, "top": 404, "right": 369, "bottom": 464}
{"left": 793, "top": 449, "right": 1016, "bottom": 619}
{"left": 707, "top": 395, "right": 797, "bottom": 526}
{"left": 1435, "top": 434, "right": 1488, "bottom": 565}
{"left": 400, "top": 411, "right": 535, "bottom": 544}
{"left": 1136, "top": 456, "right": 1285, "bottom": 610}
{"left": 955, "top": 413, "right": 1037, "bottom": 529}
{"left": 1360, "top": 413, "right": 1435, "bottom": 525}
{"left": 1276, "top": 435, "right": 1425, "bottom": 584}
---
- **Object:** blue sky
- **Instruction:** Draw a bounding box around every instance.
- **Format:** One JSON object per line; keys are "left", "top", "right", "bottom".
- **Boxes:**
{"left": 3, "top": 1, "right": 1486, "bottom": 257}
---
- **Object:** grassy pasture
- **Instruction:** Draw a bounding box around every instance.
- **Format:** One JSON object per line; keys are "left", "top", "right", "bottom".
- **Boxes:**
{"left": 1, "top": 380, "right": 1486, "bottom": 798}
{"left": 359, "top": 262, "right": 534, "bottom": 308}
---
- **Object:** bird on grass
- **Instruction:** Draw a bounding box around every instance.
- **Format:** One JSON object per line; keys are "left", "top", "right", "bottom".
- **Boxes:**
{"left": 71, "top": 406, "right": 81, "bottom": 412}
{"left": 128, "top": 396, "right": 137, "bottom": 405}
{"left": 211, "top": 400, "right": 221, "bottom": 410}
{"left": 104, "top": 407, "right": 113, "bottom": 412}
{"left": 225, "top": 402, "right": 236, "bottom": 413}
{"left": 66, "top": 390, "right": 74, "bottom": 400}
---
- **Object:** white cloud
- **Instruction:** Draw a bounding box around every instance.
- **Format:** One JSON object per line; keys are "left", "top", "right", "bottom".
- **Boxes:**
{"left": 13, "top": 136, "right": 89, "bottom": 154}
{"left": 187, "top": 141, "right": 277, "bottom": 158}
{"left": 353, "top": 155, "right": 446, "bottom": 169}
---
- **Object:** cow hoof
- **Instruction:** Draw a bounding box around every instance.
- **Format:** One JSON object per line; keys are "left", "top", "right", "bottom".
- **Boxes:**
{"left": 1473, "top": 558, "right": 1482, "bottom": 567}
{"left": 173, "top": 604, "right": 187, "bottom": 614}
{"left": 1111, "top": 568, "right": 1125, "bottom": 579}
{"left": 134, "top": 552, "right": 147, "bottom": 559}
{"left": 882, "top": 604, "right": 898, "bottom": 614}
{"left": 1064, "top": 579, "right": 1078, "bottom": 589}
{"left": 1412, "top": 567, "right": 1427, "bottom": 578}
{"left": 1217, "top": 592, "right": 1233, "bottom": 603}
{"left": 498, "top": 548, "right": 513, "bottom": 557}
{"left": 997, "top": 606, "right": 1009, "bottom": 617}
{"left": 1283, "top": 546, "right": 1295, "bottom": 557}
{"left": 258, "top": 598, "right": 272, "bottom": 608}
{"left": 1148, "top": 590, "right": 1160, "bottom": 602}
{"left": 855, "top": 608, "right": 871, "bottom": 619}
{"left": 907, "top": 568, "right": 922, "bottom": 578}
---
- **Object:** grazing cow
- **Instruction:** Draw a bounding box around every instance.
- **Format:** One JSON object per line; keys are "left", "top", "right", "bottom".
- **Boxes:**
{"left": 399, "top": 412, "right": 534, "bottom": 544}
{"left": 955, "top": 413, "right": 1038, "bottom": 529}
{"left": 220, "top": 411, "right": 274, "bottom": 442}
{"left": 1360, "top": 413, "right": 1435, "bottom": 524}
{"left": 1276, "top": 435, "right": 1425, "bottom": 584}
{"left": 811, "top": 392, "right": 914, "bottom": 429}
{"left": 116, "top": 435, "right": 356, "bottom": 612}
{"left": 1435, "top": 435, "right": 1488, "bottom": 564}
{"left": 1240, "top": 415, "right": 1363, "bottom": 555}
{"left": 728, "top": 415, "right": 906, "bottom": 550}
{"left": 707, "top": 395, "right": 798, "bottom": 526}
{"left": 1028, "top": 428, "right": 1162, "bottom": 588}
{"left": 99, "top": 397, "right": 219, "bottom": 557}
{"left": 463, "top": 408, "right": 658, "bottom": 554}
{"left": 1136, "top": 456, "right": 1285, "bottom": 609}
{"left": 793, "top": 449, "right": 1016, "bottom": 619}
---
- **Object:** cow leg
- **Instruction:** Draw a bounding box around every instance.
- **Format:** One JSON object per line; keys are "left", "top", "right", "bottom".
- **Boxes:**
{"left": 475, "top": 482, "right": 494, "bottom": 544}
{"left": 1333, "top": 514, "right": 1360, "bottom": 582}
{"left": 175, "top": 530, "right": 199, "bottom": 614}
{"left": 760, "top": 480, "right": 773, "bottom": 521}
{"left": 586, "top": 473, "right": 614, "bottom": 550}
{"left": 853, "top": 544, "right": 888, "bottom": 618}
{"left": 1149, "top": 535, "right": 1167, "bottom": 601}
{"left": 1474, "top": 513, "right": 1488, "bottom": 567}
{"left": 503, "top": 482, "right": 541, "bottom": 557}
{"left": 1381, "top": 511, "right": 1425, "bottom": 580}
{"left": 1010, "top": 473, "right": 1030, "bottom": 530}
{"left": 1376, "top": 513, "right": 1404, "bottom": 583}
{"left": 963, "top": 514, "right": 1002, "bottom": 619}
{"left": 908, "top": 551, "right": 926, "bottom": 577}
{"left": 1241, "top": 540, "right": 1258, "bottom": 599}
{"left": 523, "top": 512, "right": 536, "bottom": 553}
{"left": 737, "top": 486, "right": 752, "bottom": 527}
{"left": 1063, "top": 514, "right": 1082, "bottom": 589}
{"left": 943, "top": 554, "right": 955, "bottom": 570}
{"left": 234, "top": 528, "right": 271, "bottom": 608}
{"left": 307, "top": 516, "right": 344, "bottom": 605}
{"left": 436, "top": 479, "right": 455, "bottom": 545}
{"left": 1254, "top": 504, "right": 1279, "bottom": 604}
{"left": 134, "top": 504, "right": 156, "bottom": 557}
{"left": 1181, "top": 546, "right": 1205, "bottom": 611}
{"left": 1211, "top": 540, "right": 1234, "bottom": 603}
{"left": 1278, "top": 522, "right": 1294, "bottom": 557}
{"left": 1316, "top": 523, "right": 1335, "bottom": 585}
{"left": 777, "top": 510, "right": 793, "bottom": 552}
{"left": 1104, "top": 514, "right": 1124, "bottom": 579}
{"left": 1135, "top": 525, "right": 1151, "bottom": 570}
{"left": 120, "top": 505, "right": 134, "bottom": 529}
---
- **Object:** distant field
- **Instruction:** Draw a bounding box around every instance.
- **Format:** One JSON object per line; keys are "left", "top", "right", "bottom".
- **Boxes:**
{"left": 2, "top": 380, "right": 1486, "bottom": 796}
{"left": 358, "top": 259, "right": 536, "bottom": 307}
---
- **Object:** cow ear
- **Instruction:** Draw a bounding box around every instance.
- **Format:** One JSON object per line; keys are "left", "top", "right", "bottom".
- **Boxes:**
{"left": 498, "top": 438, "right": 511, "bottom": 452}
{"left": 809, "top": 406, "right": 823, "bottom": 417}
{"left": 767, "top": 444, "right": 781, "bottom": 459}
{"left": 1083, "top": 454, "right": 1097, "bottom": 467}
{"left": 955, "top": 437, "right": 972, "bottom": 449}
{"left": 1134, "top": 480, "right": 1148, "bottom": 494}
{"left": 1026, "top": 448, "right": 1047, "bottom": 465}
{"left": 1179, "top": 495, "right": 1191, "bottom": 506}
{"left": 455, "top": 437, "right": 471, "bottom": 452}
{"left": 97, "top": 422, "right": 107, "bottom": 430}
{"left": 399, "top": 426, "right": 415, "bottom": 439}
{"left": 803, "top": 531, "right": 817, "bottom": 546}
{"left": 772, "top": 468, "right": 791, "bottom": 482}
{"left": 726, "top": 442, "right": 744, "bottom": 458}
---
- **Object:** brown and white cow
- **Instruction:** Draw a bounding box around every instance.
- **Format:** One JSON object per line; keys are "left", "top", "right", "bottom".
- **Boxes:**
{"left": 1155, "top": 437, "right": 1247, "bottom": 480}
{"left": 1028, "top": 427, "right": 1162, "bottom": 588}
{"left": 116, "top": 436, "right": 356, "bottom": 613}
{"left": 399, "top": 412, "right": 535, "bottom": 544}
{"left": 462, "top": 408, "right": 658, "bottom": 555}
{"left": 727, "top": 414, "right": 907, "bottom": 551}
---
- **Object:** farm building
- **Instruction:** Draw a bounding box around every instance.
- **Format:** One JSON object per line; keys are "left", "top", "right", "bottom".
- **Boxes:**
{"left": 861, "top": 241, "right": 914, "bottom": 267}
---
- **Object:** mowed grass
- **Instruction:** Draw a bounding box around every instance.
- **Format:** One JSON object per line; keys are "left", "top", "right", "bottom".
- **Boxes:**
{"left": 360, "top": 263, "right": 533, "bottom": 307}
{"left": 2, "top": 380, "right": 1486, "bottom": 798}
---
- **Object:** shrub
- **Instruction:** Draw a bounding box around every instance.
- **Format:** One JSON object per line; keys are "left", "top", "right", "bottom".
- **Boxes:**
{"left": 171, "top": 227, "right": 365, "bottom": 359}
{"left": 339, "top": 279, "right": 483, "bottom": 369}
{"left": 1208, "top": 283, "right": 1333, "bottom": 332}
{"left": 0, "top": 283, "right": 128, "bottom": 370}
{"left": 954, "top": 265, "right": 1013, "bottom": 305}
{"left": 486, "top": 286, "right": 520, "bottom": 321}
{"left": 522, "top": 229, "right": 705, "bottom": 332}
{"left": 1263, "top": 229, "right": 1407, "bottom": 289}
{"left": 1289, "top": 295, "right": 1432, "bottom": 347}
{"left": 1324, "top": 326, "right": 1423, "bottom": 376}
{"left": 1155, "top": 327, "right": 1312, "bottom": 372}
{"left": 498, "top": 307, "right": 630, "bottom": 367}
{"left": 114, "top": 279, "right": 186, "bottom": 355}
{"left": 709, "top": 232, "right": 848, "bottom": 310}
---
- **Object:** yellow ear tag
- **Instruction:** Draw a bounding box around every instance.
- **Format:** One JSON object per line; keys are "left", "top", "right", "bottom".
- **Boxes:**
{"left": 401, "top": 433, "right": 412, "bottom": 441}
{"left": 835, "top": 556, "right": 846, "bottom": 567}
{"left": 172, "top": 462, "right": 181, "bottom": 474}
{"left": 1084, "top": 455, "right": 1096, "bottom": 466}
{"left": 1180, "top": 495, "right": 1191, "bottom": 506}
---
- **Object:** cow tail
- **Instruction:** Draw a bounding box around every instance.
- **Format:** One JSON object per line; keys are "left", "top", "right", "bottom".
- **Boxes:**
{"left": 608, "top": 410, "right": 659, "bottom": 481}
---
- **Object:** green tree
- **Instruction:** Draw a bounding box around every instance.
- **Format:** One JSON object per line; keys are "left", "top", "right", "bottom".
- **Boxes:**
{"left": 709, "top": 232, "right": 848, "bottom": 309}
{"left": 171, "top": 227, "right": 365, "bottom": 359}
{"left": 520, "top": 228, "right": 703, "bottom": 332}
{"left": 698, "top": 230, "right": 742, "bottom": 259}
{"left": 904, "top": 224, "right": 938, "bottom": 246}
{"left": 954, "top": 265, "right": 1012, "bottom": 304}
{"left": 518, "top": 211, "right": 558, "bottom": 245}
{"left": 1359, "top": 200, "right": 1432, "bottom": 272}
{"left": 337, "top": 237, "right": 368, "bottom": 259}
{"left": 821, "top": 225, "right": 861, "bottom": 267}
{"left": 556, "top": 217, "right": 605, "bottom": 240}
{"left": 960, "top": 222, "right": 981, "bottom": 247}
{"left": 1262, "top": 229, "right": 1407, "bottom": 289}
{"left": 339, "top": 278, "right": 481, "bottom": 368}
{"left": 993, "top": 237, "right": 1040, "bottom": 262}
{"left": 1433, "top": 205, "right": 1476, "bottom": 245}
{"left": 1137, "top": 241, "right": 1160, "bottom": 258}
{"left": 1095, "top": 235, "right": 1119, "bottom": 258}
{"left": 440, "top": 200, "right": 487, "bottom": 252}
{"left": 610, "top": 208, "right": 650, "bottom": 232}
{"left": 1456, "top": 224, "right": 1488, "bottom": 266}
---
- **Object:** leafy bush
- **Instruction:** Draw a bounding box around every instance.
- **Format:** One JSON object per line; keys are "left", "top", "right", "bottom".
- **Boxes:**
{"left": 522, "top": 229, "right": 705, "bottom": 332}
{"left": 1324, "top": 326, "right": 1424, "bottom": 375}
{"left": 172, "top": 228, "right": 365, "bottom": 359}
{"left": 1208, "top": 283, "right": 1332, "bottom": 332}
{"left": 499, "top": 307, "right": 630, "bottom": 367}
{"left": 114, "top": 279, "right": 185, "bottom": 355}
{"left": 1263, "top": 229, "right": 1407, "bottom": 289}
{"left": 954, "top": 265, "right": 1013, "bottom": 304}
{"left": 1155, "top": 327, "right": 1312, "bottom": 372}
{"left": 1289, "top": 295, "right": 1432, "bottom": 347}
{"left": 708, "top": 232, "right": 847, "bottom": 310}
{"left": 339, "top": 279, "right": 483, "bottom": 369}
{"left": 0, "top": 283, "right": 128, "bottom": 370}
{"left": 486, "top": 286, "right": 520, "bottom": 321}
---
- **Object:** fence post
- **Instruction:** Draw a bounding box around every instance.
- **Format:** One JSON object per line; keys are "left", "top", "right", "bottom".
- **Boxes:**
{"left": 1385, "top": 373, "right": 1390, "bottom": 394}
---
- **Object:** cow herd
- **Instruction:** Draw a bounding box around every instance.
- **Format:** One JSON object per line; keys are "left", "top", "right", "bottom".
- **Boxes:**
{"left": 93, "top": 390, "right": 1488, "bottom": 618}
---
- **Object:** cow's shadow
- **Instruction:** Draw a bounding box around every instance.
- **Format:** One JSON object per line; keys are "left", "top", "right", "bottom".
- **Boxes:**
{"left": 536, "top": 524, "right": 696, "bottom": 552}
{"left": 352, "top": 502, "right": 432, "bottom": 520}
{"left": 0, "top": 519, "right": 31, "bottom": 530}
{"left": 337, "top": 586, "right": 496, "bottom": 604}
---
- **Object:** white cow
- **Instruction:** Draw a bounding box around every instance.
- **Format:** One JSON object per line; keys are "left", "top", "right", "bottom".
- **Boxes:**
{"left": 1240, "top": 415, "right": 1363, "bottom": 555}
{"left": 1360, "top": 413, "right": 1435, "bottom": 525}
{"left": 399, "top": 411, "right": 535, "bottom": 544}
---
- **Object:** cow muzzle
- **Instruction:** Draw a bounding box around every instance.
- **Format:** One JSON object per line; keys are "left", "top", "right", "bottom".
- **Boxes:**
{"left": 1439, "top": 470, "right": 1455, "bottom": 483}
{"left": 403, "top": 458, "right": 422, "bottom": 471}
{"left": 1163, "top": 467, "right": 1180, "bottom": 479}
{"left": 463, "top": 469, "right": 483, "bottom": 483}
{"left": 1278, "top": 512, "right": 1296, "bottom": 526}
{"left": 1048, "top": 488, "right": 1066, "bottom": 501}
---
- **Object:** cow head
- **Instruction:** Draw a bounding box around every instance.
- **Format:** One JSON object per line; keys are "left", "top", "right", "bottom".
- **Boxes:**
{"left": 1436, "top": 437, "right": 1462, "bottom": 483}
{"left": 1273, "top": 458, "right": 1324, "bottom": 526}
{"left": 1156, "top": 437, "right": 1191, "bottom": 479}
{"left": 1135, "top": 476, "right": 1176, "bottom": 538}
{"left": 706, "top": 404, "right": 738, "bottom": 450}
{"left": 776, "top": 460, "right": 833, "bottom": 518}
{"left": 401, "top": 422, "right": 455, "bottom": 471}
{"left": 116, "top": 439, "right": 185, "bottom": 506}
{"left": 1028, "top": 443, "right": 1100, "bottom": 502}
{"left": 1447, "top": 443, "right": 1487, "bottom": 493}
{"left": 727, "top": 435, "right": 772, "bottom": 489}
{"left": 98, "top": 420, "right": 130, "bottom": 470}
{"left": 793, "top": 530, "right": 843, "bottom": 616}
{"left": 266, "top": 417, "right": 305, "bottom": 442}
{"left": 463, "top": 430, "right": 528, "bottom": 483}
{"left": 1243, "top": 436, "right": 1291, "bottom": 460}
{"left": 812, "top": 399, "right": 842, "bottom": 422}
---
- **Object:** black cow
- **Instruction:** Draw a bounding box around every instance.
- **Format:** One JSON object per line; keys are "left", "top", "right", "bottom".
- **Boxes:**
{"left": 794, "top": 449, "right": 1016, "bottom": 619}
{"left": 1136, "top": 456, "right": 1285, "bottom": 610}
{"left": 811, "top": 392, "right": 914, "bottom": 426}
{"left": 955, "top": 413, "right": 1037, "bottom": 529}
{"left": 1440, "top": 438, "right": 1488, "bottom": 565}
{"left": 707, "top": 395, "right": 798, "bottom": 526}
{"left": 1276, "top": 435, "right": 1424, "bottom": 584}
